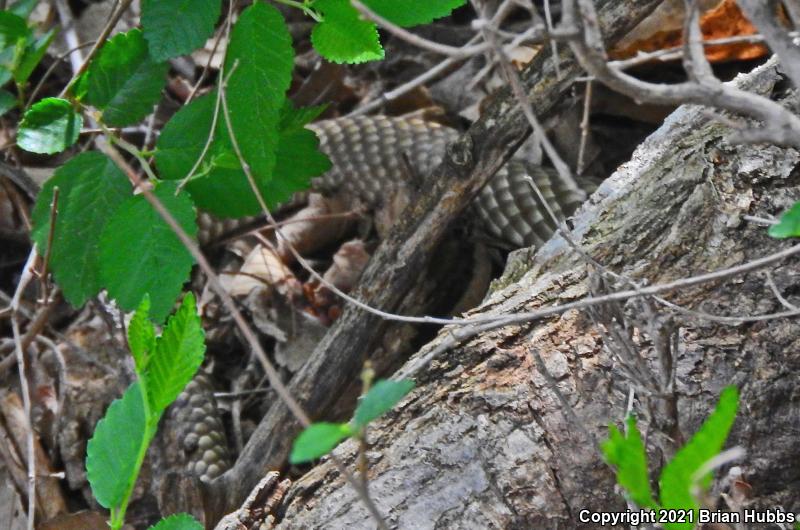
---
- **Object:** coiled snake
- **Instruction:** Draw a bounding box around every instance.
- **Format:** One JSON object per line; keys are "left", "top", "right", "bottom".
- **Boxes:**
{"left": 197, "top": 115, "right": 596, "bottom": 249}
{"left": 175, "top": 114, "right": 599, "bottom": 484}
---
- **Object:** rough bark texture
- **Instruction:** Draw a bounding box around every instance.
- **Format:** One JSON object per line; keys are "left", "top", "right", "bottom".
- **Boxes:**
{"left": 210, "top": 0, "right": 665, "bottom": 518}
{"left": 270, "top": 60, "right": 800, "bottom": 528}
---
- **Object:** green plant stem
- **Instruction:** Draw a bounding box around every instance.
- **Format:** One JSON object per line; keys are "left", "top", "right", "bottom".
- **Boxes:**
{"left": 15, "top": 82, "right": 25, "bottom": 109}
{"left": 357, "top": 364, "right": 374, "bottom": 491}
{"left": 109, "top": 424, "right": 157, "bottom": 528}
{"left": 109, "top": 394, "right": 158, "bottom": 530}
{"left": 98, "top": 120, "right": 162, "bottom": 185}
{"left": 59, "top": 0, "right": 134, "bottom": 98}
{"left": 272, "top": 0, "right": 322, "bottom": 21}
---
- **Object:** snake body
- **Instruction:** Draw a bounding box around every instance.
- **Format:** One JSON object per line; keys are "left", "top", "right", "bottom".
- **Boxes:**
{"left": 181, "top": 115, "right": 597, "bottom": 485}
{"left": 198, "top": 115, "right": 596, "bottom": 248}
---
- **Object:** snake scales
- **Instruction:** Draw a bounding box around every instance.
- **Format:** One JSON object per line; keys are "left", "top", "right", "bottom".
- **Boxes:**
{"left": 174, "top": 114, "right": 598, "bottom": 484}
{"left": 197, "top": 115, "right": 596, "bottom": 249}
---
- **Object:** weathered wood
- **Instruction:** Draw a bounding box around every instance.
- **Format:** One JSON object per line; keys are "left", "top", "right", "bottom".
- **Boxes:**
{"left": 270, "top": 60, "right": 800, "bottom": 527}
{"left": 208, "top": 0, "right": 665, "bottom": 520}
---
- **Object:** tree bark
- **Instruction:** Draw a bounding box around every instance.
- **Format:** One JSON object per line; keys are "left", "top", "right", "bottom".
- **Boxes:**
{"left": 271, "top": 59, "right": 800, "bottom": 528}
{"left": 209, "top": 0, "right": 665, "bottom": 518}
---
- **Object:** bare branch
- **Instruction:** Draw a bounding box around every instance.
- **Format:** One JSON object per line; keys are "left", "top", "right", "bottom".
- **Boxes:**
{"left": 562, "top": 0, "right": 800, "bottom": 148}
{"left": 737, "top": 0, "right": 800, "bottom": 91}
{"left": 681, "top": 0, "right": 715, "bottom": 84}
{"left": 349, "top": 0, "right": 492, "bottom": 58}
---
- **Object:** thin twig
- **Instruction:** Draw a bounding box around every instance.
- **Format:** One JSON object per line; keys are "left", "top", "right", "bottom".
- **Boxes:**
{"left": 563, "top": 0, "right": 800, "bottom": 148}
{"left": 26, "top": 41, "right": 95, "bottom": 107}
{"left": 178, "top": 0, "right": 235, "bottom": 192}
{"left": 608, "top": 33, "right": 784, "bottom": 71}
{"left": 350, "top": 0, "right": 492, "bottom": 58}
{"left": 737, "top": 0, "right": 800, "bottom": 92}
{"left": 9, "top": 248, "right": 38, "bottom": 530}
{"left": 98, "top": 137, "right": 313, "bottom": 426}
{"left": 348, "top": 53, "right": 464, "bottom": 117}
{"left": 542, "top": 0, "right": 561, "bottom": 78}
{"left": 187, "top": 6, "right": 230, "bottom": 103}
{"left": 19, "top": 291, "right": 61, "bottom": 356}
{"left": 397, "top": 238, "right": 800, "bottom": 380}
{"left": 576, "top": 79, "right": 592, "bottom": 176}
{"left": 217, "top": 68, "right": 391, "bottom": 530}
{"left": 479, "top": 12, "right": 582, "bottom": 193}
{"left": 764, "top": 270, "right": 798, "bottom": 311}
{"left": 58, "top": 0, "right": 134, "bottom": 98}
{"left": 39, "top": 188, "right": 58, "bottom": 303}
{"left": 351, "top": 0, "right": 541, "bottom": 116}
{"left": 52, "top": 0, "right": 84, "bottom": 74}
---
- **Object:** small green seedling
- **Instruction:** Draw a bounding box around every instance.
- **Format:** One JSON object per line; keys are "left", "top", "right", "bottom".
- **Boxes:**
{"left": 23, "top": 0, "right": 467, "bottom": 345}
{"left": 0, "top": 1, "right": 57, "bottom": 114}
{"left": 602, "top": 386, "right": 739, "bottom": 530}
{"left": 769, "top": 202, "right": 800, "bottom": 239}
{"left": 290, "top": 378, "right": 415, "bottom": 464}
{"left": 85, "top": 293, "right": 205, "bottom": 530}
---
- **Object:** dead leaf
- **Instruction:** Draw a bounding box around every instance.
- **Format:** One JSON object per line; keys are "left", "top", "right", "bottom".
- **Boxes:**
{"left": 508, "top": 45, "right": 539, "bottom": 69}
{"left": 611, "top": 0, "right": 769, "bottom": 63}
{"left": 0, "top": 393, "right": 66, "bottom": 521}
{"left": 223, "top": 244, "right": 299, "bottom": 298}
{"left": 276, "top": 193, "right": 355, "bottom": 260}
{"left": 311, "top": 239, "right": 370, "bottom": 310}
{"left": 38, "top": 510, "right": 112, "bottom": 530}
{"left": 0, "top": 465, "right": 25, "bottom": 530}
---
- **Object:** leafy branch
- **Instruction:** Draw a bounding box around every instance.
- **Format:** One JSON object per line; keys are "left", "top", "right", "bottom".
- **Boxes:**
{"left": 86, "top": 293, "right": 205, "bottom": 530}
{"left": 6, "top": 1, "right": 463, "bottom": 526}
{"left": 602, "top": 386, "right": 740, "bottom": 530}
{"left": 291, "top": 377, "right": 415, "bottom": 464}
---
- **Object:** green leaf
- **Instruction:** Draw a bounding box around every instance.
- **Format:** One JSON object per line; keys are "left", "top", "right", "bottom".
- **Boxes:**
{"left": 86, "top": 382, "right": 146, "bottom": 509}
{"left": 14, "top": 27, "right": 55, "bottom": 84}
{"left": 156, "top": 92, "right": 326, "bottom": 218}
{"left": 290, "top": 422, "right": 353, "bottom": 464}
{"left": 30, "top": 152, "right": 130, "bottom": 306}
{"left": 362, "top": 0, "right": 465, "bottom": 27}
{"left": 17, "top": 97, "right": 82, "bottom": 153}
{"left": 155, "top": 92, "right": 257, "bottom": 217}
{"left": 224, "top": 2, "right": 293, "bottom": 181}
{"left": 311, "top": 0, "right": 383, "bottom": 64}
{"left": 769, "top": 202, "right": 800, "bottom": 239}
{"left": 84, "top": 28, "right": 168, "bottom": 126}
{"left": 71, "top": 69, "right": 89, "bottom": 100}
{"left": 99, "top": 181, "right": 197, "bottom": 322}
{"left": 601, "top": 416, "right": 657, "bottom": 509}
{"left": 141, "top": 0, "right": 221, "bottom": 61}
{"left": 128, "top": 295, "right": 156, "bottom": 374}
{"left": 148, "top": 513, "right": 203, "bottom": 530}
{"left": 352, "top": 379, "right": 414, "bottom": 430}
{"left": 0, "top": 89, "right": 16, "bottom": 116}
{"left": 272, "top": 102, "right": 331, "bottom": 205}
{"left": 0, "top": 11, "right": 28, "bottom": 50}
{"left": 144, "top": 292, "right": 205, "bottom": 414}
{"left": 658, "top": 386, "right": 739, "bottom": 530}
{"left": 8, "top": 0, "right": 39, "bottom": 19}
{"left": 280, "top": 102, "right": 327, "bottom": 130}
{"left": 0, "top": 65, "right": 11, "bottom": 86}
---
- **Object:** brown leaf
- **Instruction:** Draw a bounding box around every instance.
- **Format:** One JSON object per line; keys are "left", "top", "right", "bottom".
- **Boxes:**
{"left": 0, "top": 465, "right": 26, "bottom": 530}
{"left": 276, "top": 193, "right": 355, "bottom": 260}
{"left": 311, "top": 239, "right": 371, "bottom": 310}
{"left": 38, "top": 510, "right": 117, "bottom": 530}
{"left": 0, "top": 393, "right": 66, "bottom": 520}
{"left": 223, "top": 244, "right": 300, "bottom": 298}
{"left": 611, "top": 0, "right": 769, "bottom": 63}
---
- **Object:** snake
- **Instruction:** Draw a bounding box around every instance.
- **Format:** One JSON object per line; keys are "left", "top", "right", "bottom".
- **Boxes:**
{"left": 172, "top": 114, "right": 599, "bottom": 484}
{"left": 196, "top": 115, "right": 597, "bottom": 249}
